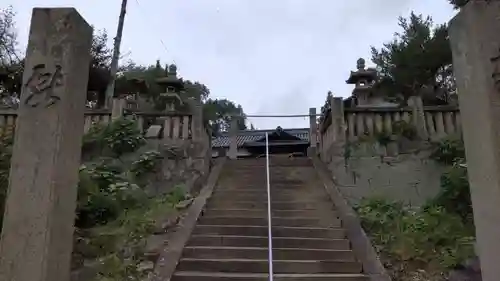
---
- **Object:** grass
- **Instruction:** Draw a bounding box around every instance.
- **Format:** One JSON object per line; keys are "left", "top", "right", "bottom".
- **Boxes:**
{"left": 74, "top": 186, "right": 188, "bottom": 281}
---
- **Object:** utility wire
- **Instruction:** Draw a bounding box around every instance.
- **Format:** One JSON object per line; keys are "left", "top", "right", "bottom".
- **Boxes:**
{"left": 133, "top": 0, "right": 177, "bottom": 65}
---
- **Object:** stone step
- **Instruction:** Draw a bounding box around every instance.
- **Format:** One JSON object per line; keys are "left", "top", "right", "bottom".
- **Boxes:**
{"left": 181, "top": 246, "right": 356, "bottom": 261}
{"left": 187, "top": 235, "right": 351, "bottom": 250}
{"left": 176, "top": 258, "right": 363, "bottom": 274}
{"left": 216, "top": 181, "right": 306, "bottom": 185}
{"left": 198, "top": 216, "right": 342, "bottom": 228}
{"left": 172, "top": 272, "right": 368, "bottom": 281}
{"left": 192, "top": 225, "right": 346, "bottom": 239}
{"left": 207, "top": 196, "right": 329, "bottom": 203}
{"left": 202, "top": 209, "right": 331, "bottom": 218}
{"left": 210, "top": 190, "right": 327, "bottom": 198}
{"left": 206, "top": 201, "right": 334, "bottom": 210}
{"left": 213, "top": 187, "right": 322, "bottom": 193}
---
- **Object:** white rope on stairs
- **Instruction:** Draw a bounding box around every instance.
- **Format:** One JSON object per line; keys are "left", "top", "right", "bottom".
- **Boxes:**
{"left": 265, "top": 132, "right": 274, "bottom": 281}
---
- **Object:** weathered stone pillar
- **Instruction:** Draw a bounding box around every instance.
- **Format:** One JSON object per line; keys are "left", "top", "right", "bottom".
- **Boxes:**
{"left": 307, "top": 108, "right": 317, "bottom": 157}
{"left": 309, "top": 107, "right": 317, "bottom": 148}
{"left": 190, "top": 97, "right": 204, "bottom": 142}
{"left": 0, "top": 8, "right": 92, "bottom": 281}
{"left": 228, "top": 117, "right": 238, "bottom": 159}
{"left": 331, "top": 97, "right": 345, "bottom": 144}
{"left": 324, "top": 97, "right": 344, "bottom": 162}
{"left": 111, "top": 97, "right": 126, "bottom": 120}
{"left": 408, "top": 95, "right": 428, "bottom": 140}
{"left": 449, "top": 2, "right": 500, "bottom": 281}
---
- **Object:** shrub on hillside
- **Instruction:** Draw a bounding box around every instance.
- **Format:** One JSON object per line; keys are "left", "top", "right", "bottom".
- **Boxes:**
{"left": 83, "top": 118, "right": 145, "bottom": 158}
{"left": 429, "top": 135, "right": 472, "bottom": 222}
{"left": 0, "top": 127, "right": 13, "bottom": 231}
{"left": 130, "top": 151, "right": 163, "bottom": 180}
{"left": 427, "top": 159, "right": 472, "bottom": 222}
{"left": 76, "top": 159, "right": 148, "bottom": 228}
{"left": 430, "top": 135, "right": 465, "bottom": 165}
{"left": 356, "top": 197, "right": 475, "bottom": 278}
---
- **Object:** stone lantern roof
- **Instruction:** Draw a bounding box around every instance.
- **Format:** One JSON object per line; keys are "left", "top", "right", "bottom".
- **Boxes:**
{"left": 155, "top": 61, "right": 184, "bottom": 89}
{"left": 346, "top": 58, "right": 378, "bottom": 85}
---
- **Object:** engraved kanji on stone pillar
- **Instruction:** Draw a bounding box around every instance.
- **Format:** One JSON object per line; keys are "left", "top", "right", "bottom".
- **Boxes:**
{"left": 0, "top": 8, "right": 92, "bottom": 281}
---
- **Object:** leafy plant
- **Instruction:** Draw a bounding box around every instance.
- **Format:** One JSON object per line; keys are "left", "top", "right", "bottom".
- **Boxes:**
{"left": 374, "top": 131, "right": 393, "bottom": 147}
{"left": 82, "top": 118, "right": 145, "bottom": 158}
{"left": 430, "top": 135, "right": 465, "bottom": 165}
{"left": 427, "top": 158, "right": 472, "bottom": 222}
{"left": 356, "top": 197, "right": 475, "bottom": 279}
{"left": 130, "top": 151, "right": 163, "bottom": 179}
{"left": 76, "top": 160, "right": 147, "bottom": 228}
{"left": 392, "top": 120, "right": 417, "bottom": 140}
{"left": 0, "top": 126, "right": 13, "bottom": 231}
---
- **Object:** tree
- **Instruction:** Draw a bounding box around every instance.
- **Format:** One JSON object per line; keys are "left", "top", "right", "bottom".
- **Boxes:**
{"left": 449, "top": 0, "right": 469, "bottom": 9}
{"left": 318, "top": 91, "right": 333, "bottom": 124}
{"left": 203, "top": 98, "right": 247, "bottom": 136}
{"left": 87, "top": 29, "right": 112, "bottom": 107}
{"left": 371, "top": 12, "right": 455, "bottom": 105}
{"left": 117, "top": 61, "right": 247, "bottom": 135}
{"left": 0, "top": 23, "right": 114, "bottom": 108}
{"left": 0, "top": 6, "right": 22, "bottom": 101}
{"left": 0, "top": 7, "right": 19, "bottom": 67}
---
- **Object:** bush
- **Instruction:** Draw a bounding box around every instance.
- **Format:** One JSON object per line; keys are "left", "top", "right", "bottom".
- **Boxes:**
{"left": 130, "top": 151, "right": 163, "bottom": 179}
{"left": 83, "top": 118, "right": 145, "bottom": 157}
{"left": 0, "top": 127, "right": 13, "bottom": 231}
{"left": 76, "top": 160, "right": 147, "bottom": 228}
{"left": 429, "top": 135, "right": 472, "bottom": 222}
{"left": 392, "top": 120, "right": 417, "bottom": 140}
{"left": 356, "top": 197, "right": 475, "bottom": 277}
{"left": 428, "top": 160, "right": 472, "bottom": 222}
{"left": 430, "top": 135, "right": 465, "bottom": 165}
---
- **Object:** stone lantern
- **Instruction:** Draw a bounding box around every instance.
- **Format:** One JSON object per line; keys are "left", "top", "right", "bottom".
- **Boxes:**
{"left": 155, "top": 62, "right": 186, "bottom": 112}
{"left": 346, "top": 58, "right": 380, "bottom": 107}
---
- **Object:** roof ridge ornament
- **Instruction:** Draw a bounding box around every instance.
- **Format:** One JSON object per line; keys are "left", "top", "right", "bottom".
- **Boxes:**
{"left": 276, "top": 126, "right": 283, "bottom": 135}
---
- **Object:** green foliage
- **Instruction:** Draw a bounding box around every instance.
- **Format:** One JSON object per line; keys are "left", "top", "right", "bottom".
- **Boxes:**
{"left": 429, "top": 135, "right": 472, "bottom": 221}
{"left": 430, "top": 135, "right": 465, "bottom": 165}
{"left": 0, "top": 127, "right": 13, "bottom": 230}
{"left": 203, "top": 98, "right": 247, "bottom": 136}
{"left": 0, "top": 7, "right": 19, "bottom": 68}
{"left": 318, "top": 91, "right": 333, "bottom": 125}
{"left": 76, "top": 160, "right": 147, "bottom": 228}
{"left": 87, "top": 190, "right": 187, "bottom": 281}
{"left": 83, "top": 118, "right": 145, "bottom": 157}
{"left": 130, "top": 151, "right": 163, "bottom": 179}
{"left": 428, "top": 159, "right": 472, "bottom": 222}
{"left": 449, "top": 0, "right": 469, "bottom": 9}
{"left": 0, "top": 6, "right": 22, "bottom": 97}
{"left": 374, "top": 131, "right": 392, "bottom": 147}
{"left": 356, "top": 198, "right": 475, "bottom": 277}
{"left": 118, "top": 61, "right": 247, "bottom": 136}
{"left": 392, "top": 120, "right": 417, "bottom": 140}
{"left": 371, "top": 12, "right": 454, "bottom": 105}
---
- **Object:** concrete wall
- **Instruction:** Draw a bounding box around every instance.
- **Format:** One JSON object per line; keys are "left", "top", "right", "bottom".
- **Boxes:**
{"left": 327, "top": 143, "right": 445, "bottom": 207}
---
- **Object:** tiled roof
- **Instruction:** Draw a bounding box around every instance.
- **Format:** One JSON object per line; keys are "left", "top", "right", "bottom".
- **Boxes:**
{"left": 212, "top": 128, "right": 310, "bottom": 148}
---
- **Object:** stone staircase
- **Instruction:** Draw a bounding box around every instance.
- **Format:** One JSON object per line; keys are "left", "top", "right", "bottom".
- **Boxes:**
{"left": 170, "top": 156, "right": 369, "bottom": 280}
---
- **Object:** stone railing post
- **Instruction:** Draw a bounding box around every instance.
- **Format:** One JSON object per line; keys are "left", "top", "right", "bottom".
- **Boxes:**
{"left": 331, "top": 97, "right": 345, "bottom": 144}
{"left": 0, "top": 8, "right": 92, "bottom": 281}
{"left": 449, "top": 2, "right": 500, "bottom": 281}
{"left": 228, "top": 117, "right": 238, "bottom": 159}
{"left": 408, "top": 96, "right": 428, "bottom": 140}
{"left": 308, "top": 108, "right": 317, "bottom": 155}
{"left": 111, "top": 97, "right": 126, "bottom": 120}
{"left": 190, "top": 97, "right": 204, "bottom": 142}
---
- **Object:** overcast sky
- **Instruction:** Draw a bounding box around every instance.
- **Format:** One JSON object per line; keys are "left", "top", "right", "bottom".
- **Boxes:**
{"left": 5, "top": 0, "right": 456, "bottom": 129}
